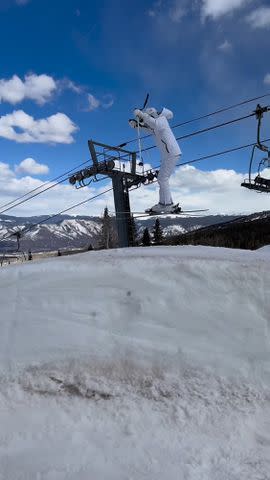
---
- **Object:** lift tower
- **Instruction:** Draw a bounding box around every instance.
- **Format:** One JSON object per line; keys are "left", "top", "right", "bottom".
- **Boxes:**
{"left": 69, "top": 140, "right": 158, "bottom": 248}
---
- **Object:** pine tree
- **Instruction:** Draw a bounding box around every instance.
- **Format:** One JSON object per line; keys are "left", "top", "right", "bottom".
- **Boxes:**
{"left": 99, "top": 207, "right": 117, "bottom": 249}
{"left": 129, "top": 214, "right": 137, "bottom": 246}
{"left": 142, "top": 227, "right": 151, "bottom": 247}
{"left": 153, "top": 218, "right": 164, "bottom": 245}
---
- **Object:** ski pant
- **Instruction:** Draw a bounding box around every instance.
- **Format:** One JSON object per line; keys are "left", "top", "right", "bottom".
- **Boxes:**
{"left": 158, "top": 154, "right": 180, "bottom": 205}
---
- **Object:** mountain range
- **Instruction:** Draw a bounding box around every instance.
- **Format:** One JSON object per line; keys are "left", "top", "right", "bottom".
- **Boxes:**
{"left": 0, "top": 212, "right": 248, "bottom": 253}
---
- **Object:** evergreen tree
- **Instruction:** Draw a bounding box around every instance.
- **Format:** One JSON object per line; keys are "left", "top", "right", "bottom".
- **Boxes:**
{"left": 153, "top": 218, "right": 164, "bottom": 245}
{"left": 129, "top": 214, "right": 137, "bottom": 246}
{"left": 142, "top": 227, "right": 151, "bottom": 247}
{"left": 99, "top": 207, "right": 117, "bottom": 249}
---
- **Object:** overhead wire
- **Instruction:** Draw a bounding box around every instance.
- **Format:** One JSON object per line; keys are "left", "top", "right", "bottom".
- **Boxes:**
{"left": 0, "top": 187, "right": 113, "bottom": 244}
{"left": 1, "top": 91, "right": 269, "bottom": 231}
{"left": 1, "top": 92, "right": 268, "bottom": 216}
{"left": 128, "top": 137, "right": 270, "bottom": 192}
{"left": 0, "top": 158, "right": 100, "bottom": 215}
{"left": 136, "top": 112, "right": 256, "bottom": 155}
{"left": 121, "top": 91, "right": 270, "bottom": 147}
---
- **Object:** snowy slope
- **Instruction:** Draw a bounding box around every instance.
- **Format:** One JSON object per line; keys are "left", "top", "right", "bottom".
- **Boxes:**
{"left": 0, "top": 246, "right": 270, "bottom": 479}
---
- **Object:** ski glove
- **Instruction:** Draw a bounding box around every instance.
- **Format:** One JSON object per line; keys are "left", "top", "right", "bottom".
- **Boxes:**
{"left": 129, "top": 118, "right": 146, "bottom": 129}
{"left": 134, "top": 109, "right": 142, "bottom": 118}
{"left": 129, "top": 119, "right": 138, "bottom": 129}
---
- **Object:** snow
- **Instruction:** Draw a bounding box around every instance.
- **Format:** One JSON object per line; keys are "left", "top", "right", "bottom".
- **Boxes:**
{"left": 0, "top": 246, "right": 270, "bottom": 479}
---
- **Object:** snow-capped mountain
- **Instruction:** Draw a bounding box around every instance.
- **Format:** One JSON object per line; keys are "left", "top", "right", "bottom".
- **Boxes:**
{"left": 0, "top": 214, "right": 102, "bottom": 252}
{"left": 0, "top": 211, "right": 268, "bottom": 253}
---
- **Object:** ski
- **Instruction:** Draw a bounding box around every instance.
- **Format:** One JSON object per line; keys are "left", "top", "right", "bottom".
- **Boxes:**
{"left": 110, "top": 207, "right": 209, "bottom": 217}
{"left": 133, "top": 210, "right": 208, "bottom": 218}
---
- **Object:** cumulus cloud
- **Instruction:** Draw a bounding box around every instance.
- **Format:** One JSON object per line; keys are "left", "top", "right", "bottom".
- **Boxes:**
{"left": 170, "top": 165, "right": 269, "bottom": 214}
{"left": 0, "top": 74, "right": 57, "bottom": 105}
{"left": 0, "top": 162, "right": 15, "bottom": 179}
{"left": 246, "top": 7, "right": 270, "bottom": 29}
{"left": 0, "top": 161, "right": 267, "bottom": 218}
{"left": 16, "top": 158, "right": 49, "bottom": 175}
{"left": 129, "top": 165, "right": 270, "bottom": 215}
{"left": 0, "top": 162, "right": 113, "bottom": 217}
{"left": 0, "top": 110, "right": 78, "bottom": 144}
{"left": 201, "top": 0, "right": 250, "bottom": 19}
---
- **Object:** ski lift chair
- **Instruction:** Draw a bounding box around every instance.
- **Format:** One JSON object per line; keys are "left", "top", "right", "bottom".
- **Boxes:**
{"left": 241, "top": 104, "right": 270, "bottom": 193}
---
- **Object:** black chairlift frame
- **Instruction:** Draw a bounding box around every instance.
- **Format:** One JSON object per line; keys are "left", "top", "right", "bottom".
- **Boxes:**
{"left": 68, "top": 140, "right": 158, "bottom": 248}
{"left": 241, "top": 104, "right": 270, "bottom": 193}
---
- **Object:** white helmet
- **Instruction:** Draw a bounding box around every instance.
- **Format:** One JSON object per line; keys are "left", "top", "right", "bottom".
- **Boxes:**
{"left": 159, "top": 108, "right": 173, "bottom": 120}
{"left": 145, "top": 107, "right": 159, "bottom": 118}
{"left": 145, "top": 107, "right": 173, "bottom": 120}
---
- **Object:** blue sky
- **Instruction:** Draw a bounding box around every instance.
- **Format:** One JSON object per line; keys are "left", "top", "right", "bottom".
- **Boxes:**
{"left": 0, "top": 0, "right": 270, "bottom": 215}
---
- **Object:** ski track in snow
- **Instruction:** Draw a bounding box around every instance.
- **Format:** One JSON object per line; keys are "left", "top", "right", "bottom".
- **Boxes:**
{"left": 0, "top": 245, "right": 270, "bottom": 479}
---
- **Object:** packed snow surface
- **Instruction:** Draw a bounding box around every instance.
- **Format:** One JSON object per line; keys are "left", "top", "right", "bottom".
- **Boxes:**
{"left": 0, "top": 245, "right": 270, "bottom": 480}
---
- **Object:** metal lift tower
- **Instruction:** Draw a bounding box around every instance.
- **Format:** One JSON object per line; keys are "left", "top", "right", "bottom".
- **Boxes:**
{"left": 69, "top": 140, "right": 158, "bottom": 248}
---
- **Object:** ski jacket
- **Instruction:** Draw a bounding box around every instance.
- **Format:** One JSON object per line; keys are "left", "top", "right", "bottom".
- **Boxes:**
{"left": 135, "top": 108, "right": 181, "bottom": 157}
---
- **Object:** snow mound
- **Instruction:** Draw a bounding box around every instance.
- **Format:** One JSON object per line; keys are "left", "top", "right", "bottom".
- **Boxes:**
{"left": 0, "top": 246, "right": 269, "bottom": 479}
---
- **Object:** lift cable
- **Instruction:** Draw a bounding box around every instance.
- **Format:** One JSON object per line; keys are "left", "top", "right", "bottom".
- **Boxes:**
{"left": 1, "top": 97, "right": 268, "bottom": 219}
{"left": 120, "top": 92, "right": 270, "bottom": 148}
{"left": 136, "top": 112, "right": 256, "bottom": 156}
{"left": 0, "top": 158, "right": 97, "bottom": 214}
{"left": 1, "top": 96, "right": 266, "bottom": 215}
{"left": 0, "top": 187, "right": 113, "bottom": 244}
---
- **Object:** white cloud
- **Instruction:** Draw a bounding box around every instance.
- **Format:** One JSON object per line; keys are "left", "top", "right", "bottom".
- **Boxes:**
{"left": 102, "top": 95, "right": 114, "bottom": 109}
{"left": 0, "top": 162, "right": 15, "bottom": 179}
{"left": 0, "top": 163, "right": 113, "bottom": 217}
{"left": 86, "top": 93, "right": 114, "bottom": 111}
{"left": 16, "top": 158, "right": 49, "bottom": 176}
{"left": 0, "top": 162, "right": 268, "bottom": 218}
{"left": 264, "top": 73, "right": 270, "bottom": 85}
{"left": 130, "top": 165, "right": 270, "bottom": 215}
{"left": 0, "top": 110, "right": 78, "bottom": 144}
{"left": 202, "top": 0, "right": 250, "bottom": 19}
{"left": 0, "top": 74, "right": 57, "bottom": 105}
{"left": 57, "top": 78, "right": 82, "bottom": 95}
{"left": 87, "top": 94, "right": 100, "bottom": 111}
{"left": 218, "top": 40, "right": 232, "bottom": 52}
{"left": 246, "top": 7, "right": 270, "bottom": 29}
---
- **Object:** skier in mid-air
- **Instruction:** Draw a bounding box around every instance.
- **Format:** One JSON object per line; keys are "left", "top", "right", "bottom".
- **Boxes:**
{"left": 129, "top": 106, "right": 182, "bottom": 214}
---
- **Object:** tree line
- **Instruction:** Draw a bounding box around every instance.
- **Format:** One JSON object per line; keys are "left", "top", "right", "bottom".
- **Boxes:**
{"left": 98, "top": 207, "right": 165, "bottom": 249}
{"left": 97, "top": 208, "right": 270, "bottom": 251}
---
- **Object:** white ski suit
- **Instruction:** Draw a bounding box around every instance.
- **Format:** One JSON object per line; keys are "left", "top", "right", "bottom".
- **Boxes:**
{"left": 133, "top": 107, "right": 181, "bottom": 205}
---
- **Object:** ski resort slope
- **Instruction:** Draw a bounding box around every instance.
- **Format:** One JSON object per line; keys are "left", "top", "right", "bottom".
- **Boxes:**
{"left": 0, "top": 246, "right": 270, "bottom": 480}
